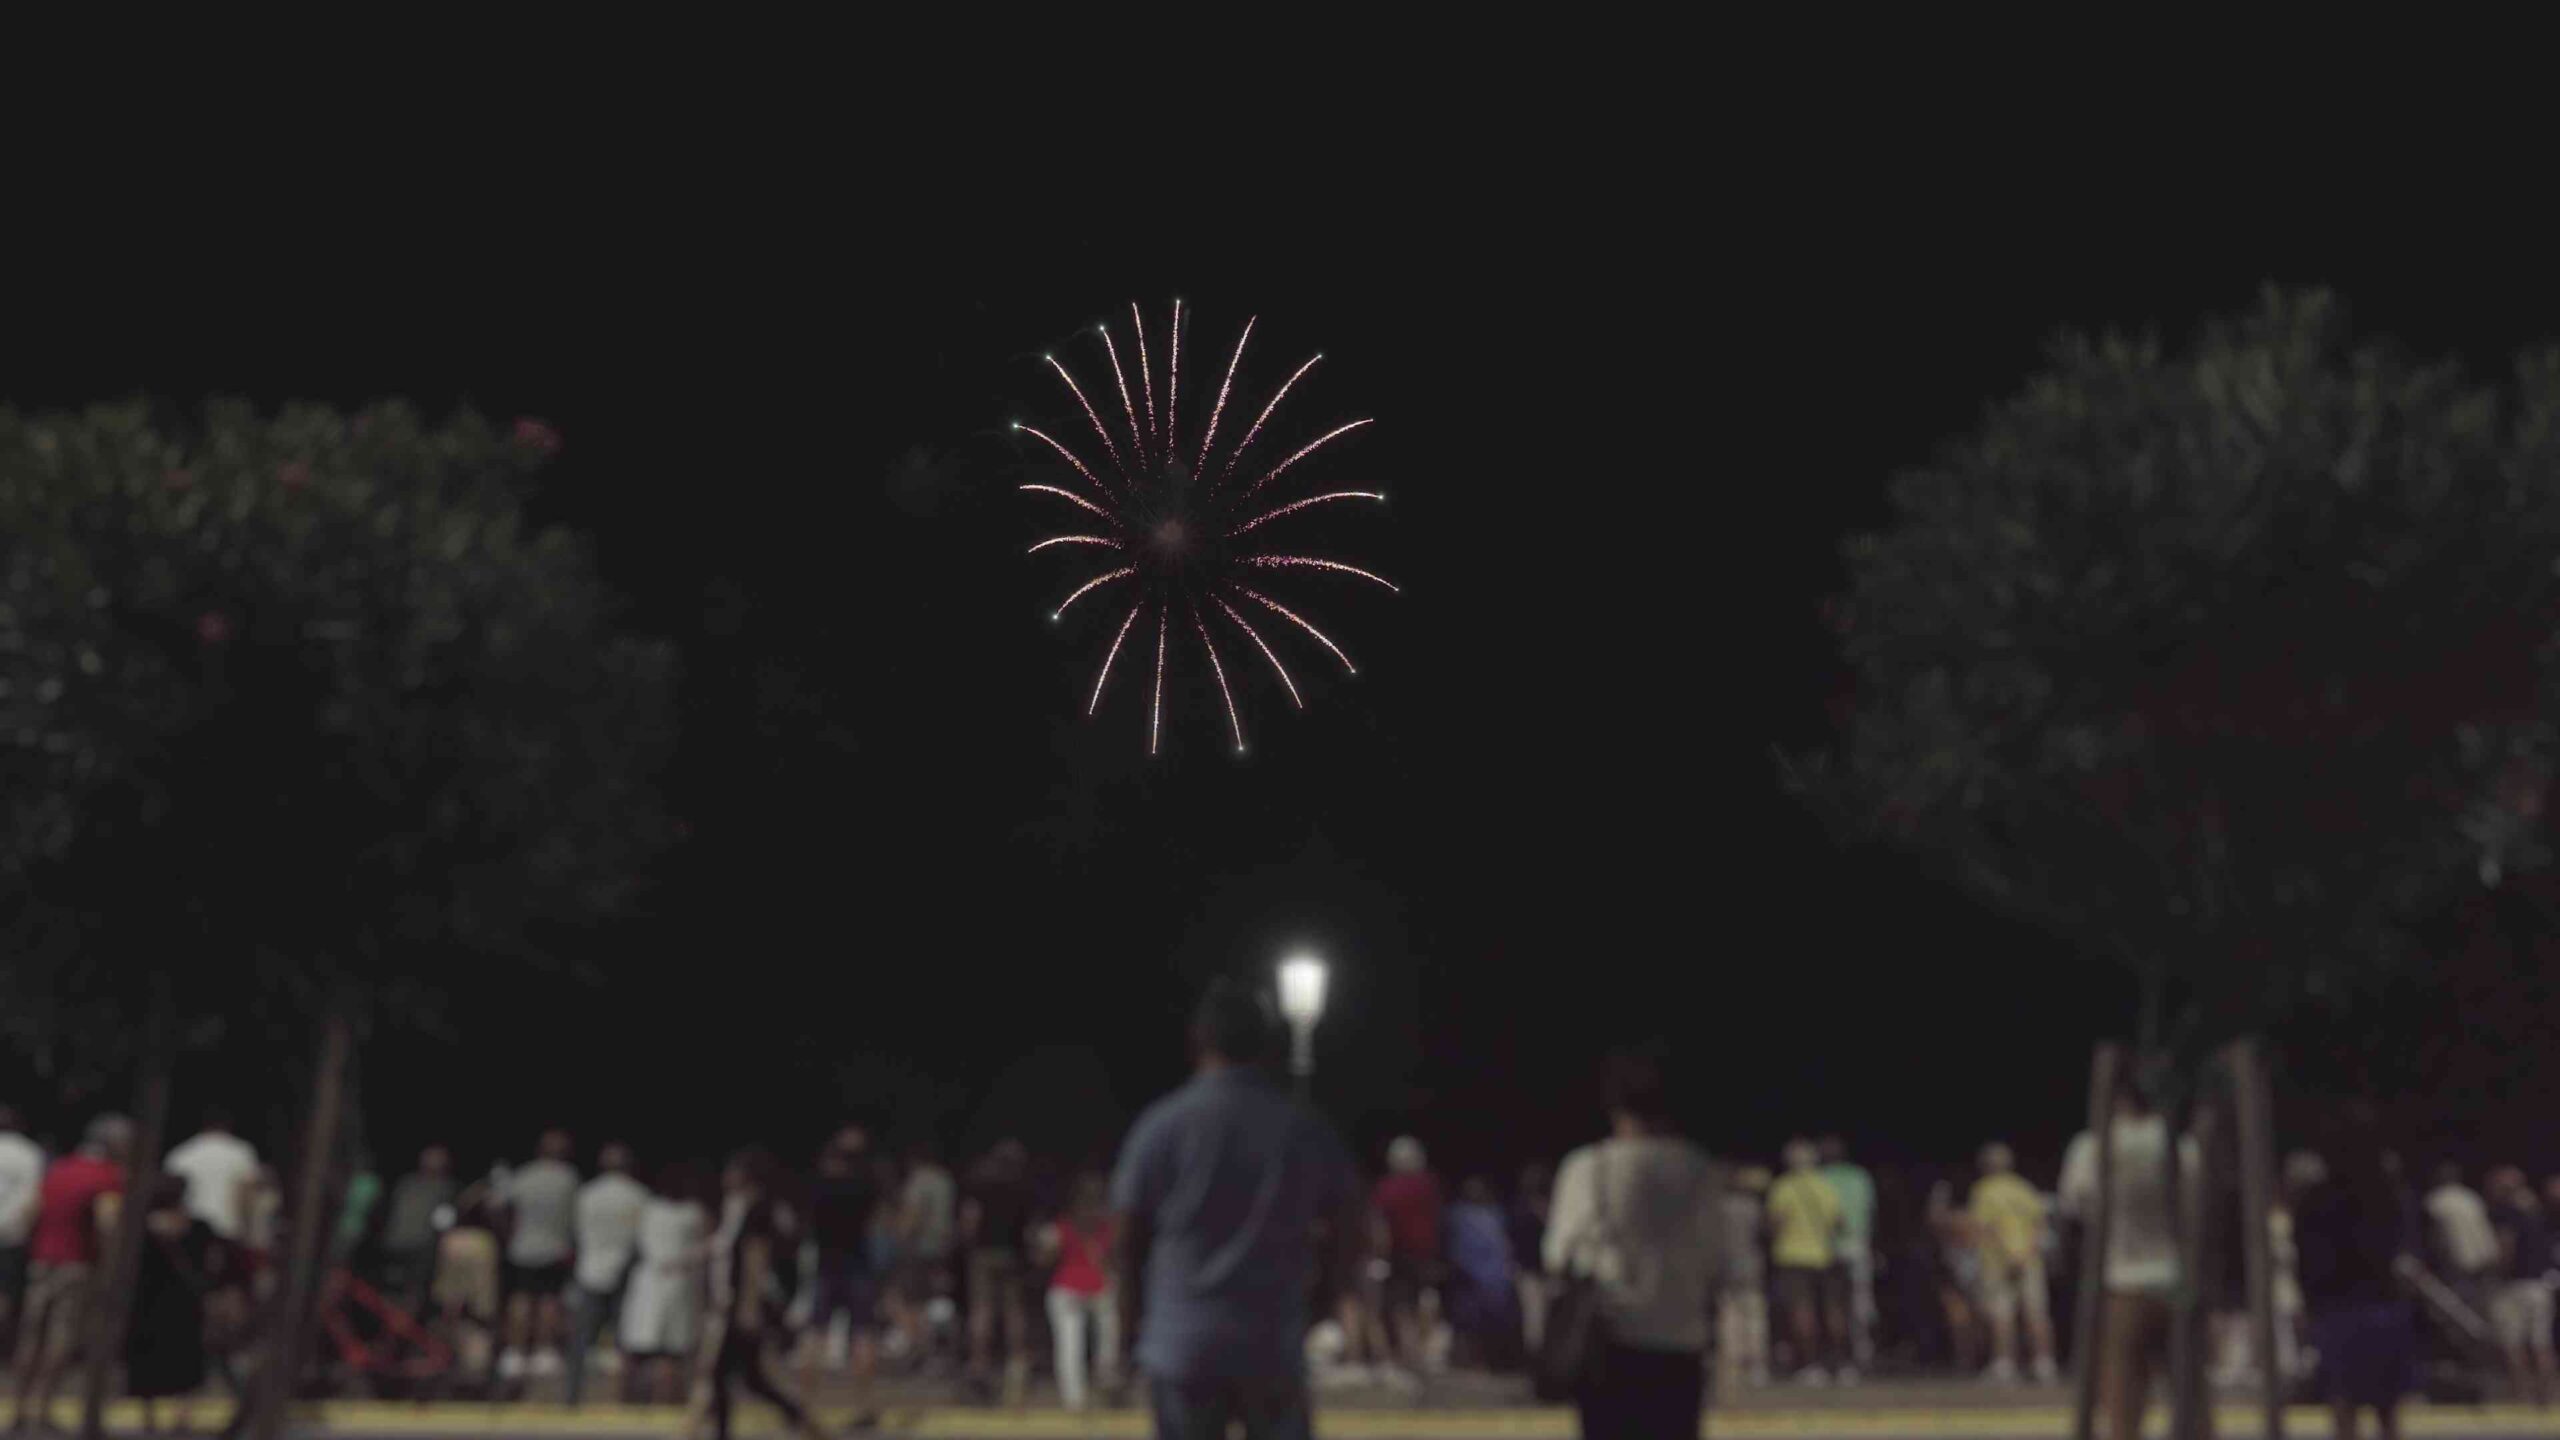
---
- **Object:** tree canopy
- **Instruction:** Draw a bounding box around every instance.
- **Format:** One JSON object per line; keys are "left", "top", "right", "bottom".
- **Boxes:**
{"left": 0, "top": 400, "right": 678, "bottom": 1067}
{"left": 1792, "top": 288, "right": 2560, "bottom": 1055}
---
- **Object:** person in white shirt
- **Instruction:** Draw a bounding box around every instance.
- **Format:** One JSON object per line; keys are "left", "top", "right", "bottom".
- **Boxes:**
{"left": 162, "top": 1108, "right": 258, "bottom": 1243}
{"left": 2423, "top": 1164, "right": 2500, "bottom": 1311}
{"left": 497, "top": 1129, "right": 582, "bottom": 1380}
{"left": 0, "top": 1106, "right": 45, "bottom": 1359}
{"left": 564, "top": 1142, "right": 649, "bottom": 1406}
{"left": 1542, "top": 1052, "right": 1722, "bottom": 1440}
{"left": 2058, "top": 1064, "right": 2201, "bottom": 1440}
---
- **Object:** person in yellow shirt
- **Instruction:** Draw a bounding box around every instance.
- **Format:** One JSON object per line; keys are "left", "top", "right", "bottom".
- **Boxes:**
{"left": 1765, "top": 1139, "right": 1848, "bottom": 1384}
{"left": 1968, "top": 1142, "right": 2058, "bottom": 1384}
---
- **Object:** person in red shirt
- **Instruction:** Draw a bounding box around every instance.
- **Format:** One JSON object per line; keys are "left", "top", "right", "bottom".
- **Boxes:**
{"left": 1372, "top": 1136, "right": 1444, "bottom": 1376}
{"left": 1035, "top": 1173, "right": 1120, "bottom": 1411}
{"left": 10, "top": 1113, "right": 130, "bottom": 1434}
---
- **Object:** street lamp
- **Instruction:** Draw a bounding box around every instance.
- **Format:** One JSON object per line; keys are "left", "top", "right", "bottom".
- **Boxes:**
{"left": 1276, "top": 954, "right": 1330, "bottom": 1095}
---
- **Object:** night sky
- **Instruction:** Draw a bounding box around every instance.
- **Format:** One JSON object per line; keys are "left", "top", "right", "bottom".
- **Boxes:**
{"left": 9, "top": 133, "right": 2557, "bottom": 1188}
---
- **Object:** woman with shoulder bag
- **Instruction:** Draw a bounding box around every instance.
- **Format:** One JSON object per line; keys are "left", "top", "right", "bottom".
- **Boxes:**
{"left": 1539, "top": 1052, "right": 1724, "bottom": 1439}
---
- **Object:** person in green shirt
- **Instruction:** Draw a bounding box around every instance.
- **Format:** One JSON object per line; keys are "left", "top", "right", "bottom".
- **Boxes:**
{"left": 1818, "top": 1136, "right": 1878, "bottom": 1371}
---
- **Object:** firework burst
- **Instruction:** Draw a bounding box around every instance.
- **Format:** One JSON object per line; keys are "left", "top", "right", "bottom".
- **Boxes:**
{"left": 1017, "top": 301, "right": 1392, "bottom": 754}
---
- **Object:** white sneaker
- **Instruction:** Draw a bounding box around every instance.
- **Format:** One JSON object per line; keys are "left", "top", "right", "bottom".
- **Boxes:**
{"left": 1985, "top": 1358, "right": 2020, "bottom": 1384}
{"left": 497, "top": 1350, "right": 527, "bottom": 1380}
{"left": 1796, "top": 1366, "right": 1831, "bottom": 1387}
{"left": 2033, "top": 1357, "right": 2061, "bottom": 1384}
{"left": 531, "top": 1349, "right": 565, "bottom": 1377}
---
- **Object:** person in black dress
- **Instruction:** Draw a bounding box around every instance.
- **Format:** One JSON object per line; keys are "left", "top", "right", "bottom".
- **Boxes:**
{"left": 700, "top": 1149, "right": 827, "bottom": 1440}
{"left": 127, "top": 1174, "right": 223, "bottom": 1436}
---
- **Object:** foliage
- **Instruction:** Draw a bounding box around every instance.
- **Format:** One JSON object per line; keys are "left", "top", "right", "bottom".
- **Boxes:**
{"left": 0, "top": 400, "right": 677, "bottom": 1065}
{"left": 1790, "top": 288, "right": 2560, "bottom": 1049}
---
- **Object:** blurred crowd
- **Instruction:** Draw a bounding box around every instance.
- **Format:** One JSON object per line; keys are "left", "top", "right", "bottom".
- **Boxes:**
{"left": 3, "top": 1095, "right": 2557, "bottom": 1428}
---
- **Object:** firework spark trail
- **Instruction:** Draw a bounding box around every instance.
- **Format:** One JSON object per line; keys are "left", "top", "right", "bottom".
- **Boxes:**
{"left": 1150, "top": 604, "right": 1168, "bottom": 755}
{"left": 1235, "top": 584, "right": 1357, "bottom": 674}
{"left": 1242, "top": 555, "right": 1401, "bottom": 592}
{"left": 1100, "top": 324, "right": 1146, "bottom": 470}
{"left": 1220, "top": 354, "right": 1321, "bottom": 483}
{"left": 1014, "top": 424, "right": 1116, "bottom": 501}
{"left": 1191, "top": 596, "right": 1245, "bottom": 752}
{"left": 1229, "top": 490, "right": 1384, "bottom": 536}
{"left": 1027, "top": 535, "right": 1120, "bottom": 553}
{"left": 1045, "top": 355, "right": 1128, "bottom": 479}
{"left": 1197, "top": 317, "right": 1255, "bottom": 474}
{"left": 1017, "top": 484, "right": 1113, "bottom": 521}
{"left": 1215, "top": 594, "right": 1303, "bottom": 709}
{"left": 1131, "top": 301, "right": 1157, "bottom": 456}
{"left": 1089, "top": 602, "right": 1143, "bottom": 714}
{"left": 1243, "top": 419, "right": 1374, "bottom": 499}
{"left": 1054, "top": 566, "right": 1135, "bottom": 620}
{"left": 1165, "top": 299, "right": 1181, "bottom": 461}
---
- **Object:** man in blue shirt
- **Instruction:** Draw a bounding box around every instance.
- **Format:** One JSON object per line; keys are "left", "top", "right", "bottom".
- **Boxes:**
{"left": 1112, "top": 980, "right": 1361, "bottom": 1440}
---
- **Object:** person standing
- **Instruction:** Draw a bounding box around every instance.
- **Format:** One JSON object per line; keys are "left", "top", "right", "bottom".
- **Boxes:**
{"left": 0, "top": 1107, "right": 43, "bottom": 1364}
{"left": 1113, "top": 979, "right": 1362, "bottom": 1440}
{"left": 961, "top": 1139, "right": 1035, "bottom": 1403}
{"left": 1511, "top": 1163, "right": 1553, "bottom": 1358}
{"left": 11, "top": 1113, "right": 130, "bottom": 1435}
{"left": 700, "top": 1150, "right": 827, "bottom": 1440}
{"left": 498, "top": 1129, "right": 581, "bottom": 1380}
{"left": 1968, "top": 1142, "right": 2059, "bottom": 1383}
{"left": 124, "top": 1174, "right": 224, "bottom": 1437}
{"left": 894, "top": 1142, "right": 956, "bottom": 1369}
{"left": 379, "top": 1145, "right": 458, "bottom": 1315}
{"left": 1443, "top": 1176, "right": 1521, "bottom": 1371}
{"left": 163, "top": 1108, "right": 259, "bottom": 1251}
{"left": 2485, "top": 1166, "right": 2556, "bottom": 1407}
{"left": 619, "top": 1163, "right": 711, "bottom": 1407}
{"left": 2058, "top": 1065, "right": 2201, "bottom": 1440}
{"left": 1372, "top": 1137, "right": 1446, "bottom": 1378}
{"left": 2294, "top": 1121, "right": 2417, "bottom": 1440}
{"left": 1817, "top": 1136, "right": 1878, "bottom": 1372}
{"left": 1718, "top": 1165, "right": 1772, "bottom": 1389}
{"left": 1766, "top": 1139, "right": 1845, "bottom": 1384}
{"left": 2423, "top": 1164, "right": 2500, "bottom": 1319}
{"left": 1038, "top": 1172, "right": 1120, "bottom": 1411}
{"left": 1542, "top": 1052, "right": 1724, "bottom": 1440}
{"left": 801, "top": 1132, "right": 884, "bottom": 1422}
{"left": 565, "top": 1142, "right": 648, "bottom": 1406}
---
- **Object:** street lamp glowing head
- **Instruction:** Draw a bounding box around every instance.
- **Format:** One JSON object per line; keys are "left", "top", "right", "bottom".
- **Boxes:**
{"left": 1277, "top": 955, "right": 1329, "bottom": 1027}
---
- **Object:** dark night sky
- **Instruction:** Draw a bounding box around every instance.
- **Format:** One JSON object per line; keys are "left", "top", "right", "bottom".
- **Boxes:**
{"left": 8, "top": 115, "right": 2557, "bottom": 1185}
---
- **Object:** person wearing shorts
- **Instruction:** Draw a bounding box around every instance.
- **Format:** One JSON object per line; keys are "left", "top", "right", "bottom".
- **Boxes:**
{"left": 497, "top": 1130, "right": 581, "bottom": 1379}
{"left": 1766, "top": 1139, "right": 1846, "bottom": 1383}
{"left": 1969, "top": 1143, "right": 2058, "bottom": 1383}
{"left": 802, "top": 1132, "right": 883, "bottom": 1425}
{"left": 962, "top": 1140, "right": 1035, "bottom": 1402}
{"left": 10, "top": 1114, "right": 130, "bottom": 1435}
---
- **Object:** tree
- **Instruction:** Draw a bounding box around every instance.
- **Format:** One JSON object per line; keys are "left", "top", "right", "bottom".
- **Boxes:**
{"left": 0, "top": 401, "right": 678, "bottom": 1437}
{"left": 1791, "top": 287, "right": 2560, "bottom": 1055}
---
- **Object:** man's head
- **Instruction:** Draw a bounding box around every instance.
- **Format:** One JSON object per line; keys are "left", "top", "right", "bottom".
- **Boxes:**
{"left": 2283, "top": 1150, "right": 2328, "bottom": 1194}
{"left": 202, "top": 1106, "right": 235, "bottom": 1135}
{"left": 1818, "top": 1135, "right": 1848, "bottom": 1166}
{"left": 1387, "top": 1136, "right": 1427, "bottom": 1175}
{"left": 832, "top": 1125, "right": 870, "bottom": 1158}
{"left": 419, "top": 1144, "right": 453, "bottom": 1177}
{"left": 598, "top": 1142, "right": 634, "bottom": 1176}
{"left": 1458, "top": 1175, "right": 1495, "bottom": 1206}
{"left": 1735, "top": 1165, "right": 1773, "bottom": 1194}
{"left": 1190, "top": 978, "right": 1278, "bottom": 1069}
{"left": 1980, "top": 1142, "right": 2016, "bottom": 1176}
{"left": 2488, "top": 1165, "right": 2529, "bottom": 1202}
{"left": 1600, "top": 1050, "right": 1672, "bottom": 1133}
{"left": 1783, "top": 1138, "right": 1819, "bottom": 1174}
{"left": 84, "top": 1113, "right": 134, "bottom": 1162}
{"left": 539, "top": 1129, "right": 573, "bottom": 1163}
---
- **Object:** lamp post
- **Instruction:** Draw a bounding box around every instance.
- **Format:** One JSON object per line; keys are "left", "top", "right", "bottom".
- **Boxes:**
{"left": 1276, "top": 954, "right": 1330, "bottom": 1098}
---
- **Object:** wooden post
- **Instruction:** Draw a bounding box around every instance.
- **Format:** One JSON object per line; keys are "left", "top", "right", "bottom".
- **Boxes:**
{"left": 2072, "top": 1043, "right": 2124, "bottom": 1440}
{"left": 247, "top": 1006, "right": 352, "bottom": 1440}
{"left": 2230, "top": 1038, "right": 2283, "bottom": 1440}
{"left": 78, "top": 980, "right": 174, "bottom": 1440}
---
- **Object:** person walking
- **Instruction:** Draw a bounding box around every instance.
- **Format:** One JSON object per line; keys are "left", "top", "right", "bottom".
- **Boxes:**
{"left": 1372, "top": 1137, "right": 1446, "bottom": 1379}
{"left": 1969, "top": 1142, "right": 2059, "bottom": 1383}
{"left": 2058, "top": 1064, "right": 2201, "bottom": 1440}
{"left": 1766, "top": 1139, "right": 1846, "bottom": 1384}
{"left": 565, "top": 1142, "right": 648, "bottom": 1406}
{"left": 11, "top": 1113, "right": 130, "bottom": 1435}
{"left": 1112, "top": 979, "right": 1361, "bottom": 1440}
{"left": 1038, "top": 1172, "right": 1119, "bottom": 1411}
{"left": 1542, "top": 1052, "right": 1723, "bottom": 1440}
{"left": 699, "top": 1149, "right": 826, "bottom": 1440}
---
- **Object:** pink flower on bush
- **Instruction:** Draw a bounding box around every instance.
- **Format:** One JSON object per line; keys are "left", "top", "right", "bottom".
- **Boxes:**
{"left": 196, "top": 612, "right": 233, "bottom": 646}
{"left": 277, "top": 461, "right": 312, "bottom": 493}
{"left": 512, "top": 418, "right": 564, "bottom": 456}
